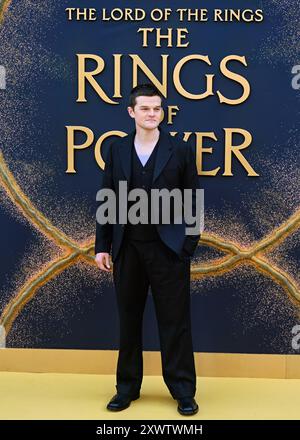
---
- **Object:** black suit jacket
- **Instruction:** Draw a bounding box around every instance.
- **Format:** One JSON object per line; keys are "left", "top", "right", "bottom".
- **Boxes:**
{"left": 95, "top": 126, "right": 201, "bottom": 262}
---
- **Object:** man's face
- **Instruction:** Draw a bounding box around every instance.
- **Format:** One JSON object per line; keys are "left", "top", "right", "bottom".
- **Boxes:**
{"left": 127, "top": 95, "right": 162, "bottom": 130}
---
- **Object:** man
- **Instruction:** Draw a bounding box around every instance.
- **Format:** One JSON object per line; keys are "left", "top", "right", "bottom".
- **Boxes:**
{"left": 95, "top": 83, "right": 201, "bottom": 416}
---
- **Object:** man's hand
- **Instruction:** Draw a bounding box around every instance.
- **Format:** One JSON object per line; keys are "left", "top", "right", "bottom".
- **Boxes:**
{"left": 95, "top": 252, "right": 112, "bottom": 272}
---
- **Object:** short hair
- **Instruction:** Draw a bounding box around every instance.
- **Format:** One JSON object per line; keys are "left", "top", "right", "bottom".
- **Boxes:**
{"left": 128, "top": 83, "right": 164, "bottom": 109}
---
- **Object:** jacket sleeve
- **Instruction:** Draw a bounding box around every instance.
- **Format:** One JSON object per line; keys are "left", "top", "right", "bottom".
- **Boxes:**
{"left": 181, "top": 140, "right": 201, "bottom": 257}
{"left": 94, "top": 143, "right": 114, "bottom": 255}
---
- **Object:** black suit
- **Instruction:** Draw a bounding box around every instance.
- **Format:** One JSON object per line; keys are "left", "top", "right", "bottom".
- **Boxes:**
{"left": 95, "top": 126, "right": 200, "bottom": 262}
{"left": 95, "top": 125, "right": 201, "bottom": 399}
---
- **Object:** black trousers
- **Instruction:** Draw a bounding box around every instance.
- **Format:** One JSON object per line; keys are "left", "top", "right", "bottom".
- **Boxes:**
{"left": 112, "top": 235, "right": 197, "bottom": 399}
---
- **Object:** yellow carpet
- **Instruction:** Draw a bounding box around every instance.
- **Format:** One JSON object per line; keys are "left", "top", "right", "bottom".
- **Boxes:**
{"left": 0, "top": 372, "right": 299, "bottom": 420}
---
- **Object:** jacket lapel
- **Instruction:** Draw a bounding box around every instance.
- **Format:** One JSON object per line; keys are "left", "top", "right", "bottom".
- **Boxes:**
{"left": 152, "top": 127, "right": 173, "bottom": 184}
{"left": 118, "top": 126, "right": 174, "bottom": 184}
{"left": 118, "top": 130, "right": 134, "bottom": 182}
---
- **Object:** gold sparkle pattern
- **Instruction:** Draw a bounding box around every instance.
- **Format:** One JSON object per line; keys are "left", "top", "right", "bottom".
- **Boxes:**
{"left": 0, "top": 0, "right": 11, "bottom": 22}
{"left": 0, "top": 150, "right": 299, "bottom": 336}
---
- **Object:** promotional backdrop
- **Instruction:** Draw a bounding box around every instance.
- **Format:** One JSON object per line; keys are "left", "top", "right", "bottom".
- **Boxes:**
{"left": 0, "top": 0, "right": 299, "bottom": 354}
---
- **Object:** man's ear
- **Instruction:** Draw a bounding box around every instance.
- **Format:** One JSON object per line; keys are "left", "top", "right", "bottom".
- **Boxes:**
{"left": 127, "top": 106, "right": 135, "bottom": 119}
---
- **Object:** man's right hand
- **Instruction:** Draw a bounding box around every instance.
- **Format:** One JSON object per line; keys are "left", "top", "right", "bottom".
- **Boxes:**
{"left": 95, "top": 252, "right": 112, "bottom": 272}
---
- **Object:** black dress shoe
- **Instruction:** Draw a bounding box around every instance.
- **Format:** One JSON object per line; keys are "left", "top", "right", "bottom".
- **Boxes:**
{"left": 177, "top": 397, "right": 199, "bottom": 416}
{"left": 106, "top": 393, "right": 140, "bottom": 411}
